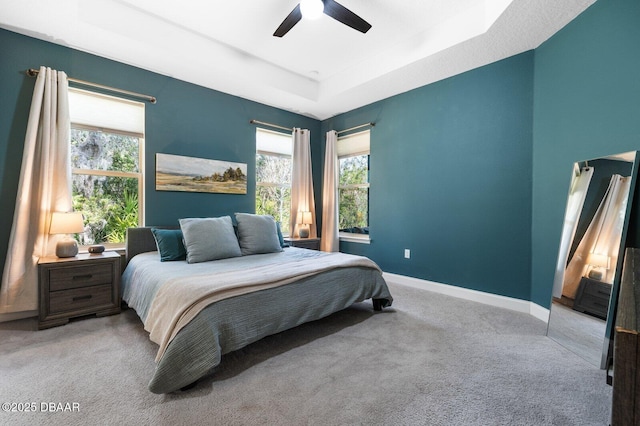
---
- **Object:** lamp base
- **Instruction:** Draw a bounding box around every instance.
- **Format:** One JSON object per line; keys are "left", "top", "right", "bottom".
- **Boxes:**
{"left": 588, "top": 268, "right": 604, "bottom": 281}
{"left": 56, "top": 240, "right": 79, "bottom": 258}
{"left": 299, "top": 228, "right": 310, "bottom": 238}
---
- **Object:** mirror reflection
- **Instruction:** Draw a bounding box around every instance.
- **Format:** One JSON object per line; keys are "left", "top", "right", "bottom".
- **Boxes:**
{"left": 547, "top": 151, "right": 637, "bottom": 368}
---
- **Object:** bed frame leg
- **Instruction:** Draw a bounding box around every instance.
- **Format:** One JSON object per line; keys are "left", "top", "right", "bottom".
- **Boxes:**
{"left": 372, "top": 299, "right": 383, "bottom": 311}
{"left": 180, "top": 381, "right": 198, "bottom": 391}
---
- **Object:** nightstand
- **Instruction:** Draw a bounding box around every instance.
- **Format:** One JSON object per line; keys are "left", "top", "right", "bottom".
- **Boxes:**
{"left": 284, "top": 237, "right": 321, "bottom": 251}
{"left": 573, "top": 276, "right": 612, "bottom": 320}
{"left": 38, "top": 251, "right": 121, "bottom": 329}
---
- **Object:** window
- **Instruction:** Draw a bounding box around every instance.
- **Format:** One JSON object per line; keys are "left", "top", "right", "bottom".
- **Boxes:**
{"left": 69, "top": 88, "right": 145, "bottom": 245}
{"left": 255, "top": 128, "right": 292, "bottom": 234}
{"left": 338, "top": 130, "right": 370, "bottom": 240}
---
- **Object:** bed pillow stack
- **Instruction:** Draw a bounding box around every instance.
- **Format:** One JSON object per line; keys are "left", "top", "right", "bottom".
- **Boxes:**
{"left": 235, "top": 213, "right": 283, "bottom": 255}
{"left": 179, "top": 216, "right": 242, "bottom": 263}
{"left": 150, "top": 213, "right": 286, "bottom": 263}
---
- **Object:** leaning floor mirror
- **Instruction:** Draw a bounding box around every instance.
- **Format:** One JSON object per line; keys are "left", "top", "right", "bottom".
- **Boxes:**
{"left": 547, "top": 151, "right": 638, "bottom": 368}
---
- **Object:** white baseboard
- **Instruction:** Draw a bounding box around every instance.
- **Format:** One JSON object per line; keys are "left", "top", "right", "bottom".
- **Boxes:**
{"left": 0, "top": 310, "right": 37, "bottom": 324}
{"left": 383, "top": 272, "right": 550, "bottom": 323}
{"left": 529, "top": 303, "right": 550, "bottom": 323}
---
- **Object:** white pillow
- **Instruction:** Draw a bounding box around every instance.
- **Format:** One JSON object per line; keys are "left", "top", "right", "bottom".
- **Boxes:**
{"left": 179, "top": 216, "right": 241, "bottom": 263}
{"left": 235, "top": 213, "right": 283, "bottom": 255}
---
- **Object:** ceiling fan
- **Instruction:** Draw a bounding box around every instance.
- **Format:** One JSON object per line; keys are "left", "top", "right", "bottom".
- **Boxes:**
{"left": 273, "top": 0, "right": 372, "bottom": 37}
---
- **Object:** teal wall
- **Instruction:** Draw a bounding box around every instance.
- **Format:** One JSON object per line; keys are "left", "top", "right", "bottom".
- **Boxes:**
{"left": 321, "top": 53, "right": 534, "bottom": 300}
{"left": 0, "top": 28, "right": 321, "bottom": 283}
{"left": 531, "top": 0, "right": 640, "bottom": 307}
{"left": 322, "top": 0, "right": 640, "bottom": 306}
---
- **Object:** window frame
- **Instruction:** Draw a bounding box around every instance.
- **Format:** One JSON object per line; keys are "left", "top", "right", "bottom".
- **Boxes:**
{"left": 69, "top": 90, "right": 145, "bottom": 249}
{"left": 337, "top": 130, "right": 371, "bottom": 244}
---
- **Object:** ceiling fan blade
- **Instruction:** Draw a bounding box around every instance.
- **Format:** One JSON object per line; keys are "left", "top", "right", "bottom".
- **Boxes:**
{"left": 273, "top": 4, "right": 302, "bottom": 37}
{"left": 322, "top": 0, "right": 371, "bottom": 33}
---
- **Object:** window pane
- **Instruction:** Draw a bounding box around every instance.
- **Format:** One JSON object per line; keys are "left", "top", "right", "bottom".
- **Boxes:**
{"left": 71, "top": 129, "right": 139, "bottom": 172}
{"left": 256, "top": 185, "right": 291, "bottom": 234}
{"left": 256, "top": 154, "right": 291, "bottom": 185}
{"left": 338, "top": 187, "right": 369, "bottom": 232}
{"left": 256, "top": 149, "right": 292, "bottom": 234}
{"left": 72, "top": 174, "right": 139, "bottom": 244}
{"left": 339, "top": 155, "right": 368, "bottom": 186}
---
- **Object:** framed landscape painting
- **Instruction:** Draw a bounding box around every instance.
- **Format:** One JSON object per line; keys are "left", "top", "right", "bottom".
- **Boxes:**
{"left": 156, "top": 153, "right": 247, "bottom": 194}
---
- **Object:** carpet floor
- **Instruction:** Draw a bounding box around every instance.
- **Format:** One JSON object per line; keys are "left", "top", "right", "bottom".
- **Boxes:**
{"left": 0, "top": 281, "right": 611, "bottom": 425}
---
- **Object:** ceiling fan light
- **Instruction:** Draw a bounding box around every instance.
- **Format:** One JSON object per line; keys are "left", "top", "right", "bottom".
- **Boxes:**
{"left": 300, "top": 0, "right": 324, "bottom": 20}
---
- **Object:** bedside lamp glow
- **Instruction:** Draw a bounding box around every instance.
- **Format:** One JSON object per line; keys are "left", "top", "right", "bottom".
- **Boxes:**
{"left": 299, "top": 211, "right": 312, "bottom": 238}
{"left": 587, "top": 252, "right": 610, "bottom": 281}
{"left": 49, "top": 212, "right": 84, "bottom": 258}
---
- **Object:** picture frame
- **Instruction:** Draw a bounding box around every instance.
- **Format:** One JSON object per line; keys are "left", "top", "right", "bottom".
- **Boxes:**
{"left": 156, "top": 153, "right": 247, "bottom": 194}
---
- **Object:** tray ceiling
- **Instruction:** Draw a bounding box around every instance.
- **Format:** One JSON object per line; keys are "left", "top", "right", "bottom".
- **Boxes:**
{"left": 0, "top": 0, "right": 596, "bottom": 119}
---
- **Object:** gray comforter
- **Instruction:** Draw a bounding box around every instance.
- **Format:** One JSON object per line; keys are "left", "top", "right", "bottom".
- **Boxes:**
{"left": 121, "top": 247, "right": 392, "bottom": 393}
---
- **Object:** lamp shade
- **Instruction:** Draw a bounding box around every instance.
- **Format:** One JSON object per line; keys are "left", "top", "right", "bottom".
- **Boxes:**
{"left": 587, "top": 253, "right": 610, "bottom": 269}
{"left": 301, "top": 211, "right": 313, "bottom": 225}
{"left": 49, "top": 212, "right": 84, "bottom": 235}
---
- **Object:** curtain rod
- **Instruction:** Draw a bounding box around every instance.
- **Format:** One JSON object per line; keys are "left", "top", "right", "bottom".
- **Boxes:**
{"left": 249, "top": 119, "right": 293, "bottom": 132}
{"left": 26, "top": 68, "right": 157, "bottom": 104}
{"left": 337, "top": 122, "right": 375, "bottom": 135}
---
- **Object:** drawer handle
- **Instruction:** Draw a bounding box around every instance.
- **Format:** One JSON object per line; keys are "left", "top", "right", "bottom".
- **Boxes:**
{"left": 72, "top": 274, "right": 93, "bottom": 281}
{"left": 72, "top": 295, "right": 92, "bottom": 302}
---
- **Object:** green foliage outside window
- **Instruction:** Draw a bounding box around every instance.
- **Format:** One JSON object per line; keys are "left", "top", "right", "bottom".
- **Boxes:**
{"left": 255, "top": 153, "right": 292, "bottom": 234}
{"left": 339, "top": 155, "right": 369, "bottom": 231}
{"left": 71, "top": 129, "right": 140, "bottom": 244}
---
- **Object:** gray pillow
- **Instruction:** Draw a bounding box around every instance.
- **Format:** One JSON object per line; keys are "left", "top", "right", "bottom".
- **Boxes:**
{"left": 179, "top": 216, "right": 241, "bottom": 263}
{"left": 235, "top": 213, "right": 283, "bottom": 255}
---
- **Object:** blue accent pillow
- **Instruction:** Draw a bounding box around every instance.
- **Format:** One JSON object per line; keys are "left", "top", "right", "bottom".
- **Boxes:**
{"left": 151, "top": 228, "right": 186, "bottom": 262}
{"left": 276, "top": 222, "right": 288, "bottom": 248}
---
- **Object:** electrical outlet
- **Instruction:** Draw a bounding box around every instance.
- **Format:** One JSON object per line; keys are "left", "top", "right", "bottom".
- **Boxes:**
{"left": 404, "top": 249, "right": 411, "bottom": 259}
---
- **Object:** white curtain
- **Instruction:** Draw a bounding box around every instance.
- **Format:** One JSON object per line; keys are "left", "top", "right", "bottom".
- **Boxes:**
{"left": 321, "top": 130, "right": 339, "bottom": 252}
{"left": 290, "top": 128, "right": 317, "bottom": 238}
{"left": 0, "top": 66, "right": 72, "bottom": 314}
{"left": 562, "top": 174, "right": 631, "bottom": 299}
{"left": 552, "top": 166, "right": 594, "bottom": 298}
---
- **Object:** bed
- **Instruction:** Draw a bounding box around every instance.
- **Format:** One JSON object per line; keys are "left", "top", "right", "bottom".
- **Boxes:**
{"left": 121, "top": 220, "right": 393, "bottom": 394}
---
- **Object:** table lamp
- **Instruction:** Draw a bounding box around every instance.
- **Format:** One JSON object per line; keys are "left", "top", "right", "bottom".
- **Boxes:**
{"left": 299, "top": 211, "right": 312, "bottom": 238}
{"left": 587, "top": 252, "right": 610, "bottom": 281}
{"left": 49, "top": 212, "right": 84, "bottom": 258}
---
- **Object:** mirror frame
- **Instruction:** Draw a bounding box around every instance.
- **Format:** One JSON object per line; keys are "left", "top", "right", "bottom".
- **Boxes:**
{"left": 602, "top": 151, "right": 639, "bottom": 367}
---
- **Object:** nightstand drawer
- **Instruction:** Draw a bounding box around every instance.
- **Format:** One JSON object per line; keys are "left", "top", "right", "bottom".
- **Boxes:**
{"left": 49, "top": 284, "right": 114, "bottom": 314}
{"left": 582, "top": 281, "right": 611, "bottom": 298}
{"left": 49, "top": 263, "right": 113, "bottom": 291}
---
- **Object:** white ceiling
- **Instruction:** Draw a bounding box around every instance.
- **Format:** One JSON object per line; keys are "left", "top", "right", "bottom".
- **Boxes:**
{"left": 0, "top": 0, "right": 596, "bottom": 120}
